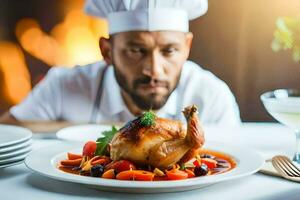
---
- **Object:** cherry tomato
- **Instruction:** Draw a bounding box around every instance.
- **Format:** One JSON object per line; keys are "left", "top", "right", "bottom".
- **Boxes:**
{"left": 82, "top": 141, "right": 97, "bottom": 157}
{"left": 106, "top": 160, "right": 136, "bottom": 173}
{"left": 193, "top": 159, "right": 201, "bottom": 167}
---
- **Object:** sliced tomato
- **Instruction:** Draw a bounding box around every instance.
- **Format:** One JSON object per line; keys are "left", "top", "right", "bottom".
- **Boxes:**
{"left": 67, "top": 152, "right": 82, "bottom": 160}
{"left": 106, "top": 160, "right": 136, "bottom": 173}
{"left": 193, "top": 159, "right": 201, "bottom": 167}
{"left": 116, "top": 170, "right": 155, "bottom": 181}
{"left": 102, "top": 169, "right": 115, "bottom": 179}
{"left": 60, "top": 158, "right": 82, "bottom": 167}
{"left": 166, "top": 169, "right": 188, "bottom": 180}
{"left": 82, "top": 141, "right": 97, "bottom": 157}
{"left": 185, "top": 169, "right": 195, "bottom": 178}
{"left": 201, "top": 158, "right": 217, "bottom": 169}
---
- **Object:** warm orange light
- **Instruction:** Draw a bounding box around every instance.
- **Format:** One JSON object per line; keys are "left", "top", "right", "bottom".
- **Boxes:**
{"left": 0, "top": 41, "right": 31, "bottom": 104}
{"left": 15, "top": 18, "right": 40, "bottom": 39}
{"left": 64, "top": 26, "right": 101, "bottom": 66}
{"left": 1, "top": 0, "right": 108, "bottom": 109}
{"left": 90, "top": 17, "right": 109, "bottom": 39}
{"left": 64, "top": 9, "right": 90, "bottom": 29}
{"left": 14, "top": 0, "right": 108, "bottom": 67}
{"left": 19, "top": 27, "right": 43, "bottom": 52}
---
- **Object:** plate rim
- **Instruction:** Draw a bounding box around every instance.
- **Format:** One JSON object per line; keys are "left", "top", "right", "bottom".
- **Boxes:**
{"left": 25, "top": 141, "right": 264, "bottom": 192}
{"left": 0, "top": 152, "right": 29, "bottom": 164}
{"left": 0, "top": 125, "right": 33, "bottom": 148}
{"left": 0, "top": 140, "right": 32, "bottom": 154}
{"left": 0, "top": 160, "right": 24, "bottom": 169}
{"left": 56, "top": 124, "right": 113, "bottom": 142}
{"left": 0, "top": 145, "right": 32, "bottom": 159}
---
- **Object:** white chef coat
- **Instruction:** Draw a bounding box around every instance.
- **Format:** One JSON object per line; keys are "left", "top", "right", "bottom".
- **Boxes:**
{"left": 10, "top": 60, "right": 241, "bottom": 125}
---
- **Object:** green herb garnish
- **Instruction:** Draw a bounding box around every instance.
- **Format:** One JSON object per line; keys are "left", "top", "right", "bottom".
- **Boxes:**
{"left": 180, "top": 163, "right": 186, "bottom": 170}
{"left": 95, "top": 126, "right": 118, "bottom": 156}
{"left": 140, "top": 111, "right": 156, "bottom": 126}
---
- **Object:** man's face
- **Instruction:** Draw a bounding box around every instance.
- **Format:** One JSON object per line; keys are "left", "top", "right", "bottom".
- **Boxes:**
{"left": 105, "top": 31, "right": 192, "bottom": 111}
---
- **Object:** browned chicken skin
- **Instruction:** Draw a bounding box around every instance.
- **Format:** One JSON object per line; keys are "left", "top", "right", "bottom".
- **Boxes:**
{"left": 110, "top": 105, "right": 205, "bottom": 169}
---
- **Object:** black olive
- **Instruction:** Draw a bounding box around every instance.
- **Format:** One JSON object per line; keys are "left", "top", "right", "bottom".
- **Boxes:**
{"left": 215, "top": 158, "right": 227, "bottom": 163}
{"left": 200, "top": 154, "right": 215, "bottom": 159}
{"left": 194, "top": 164, "right": 209, "bottom": 176}
{"left": 90, "top": 164, "right": 105, "bottom": 177}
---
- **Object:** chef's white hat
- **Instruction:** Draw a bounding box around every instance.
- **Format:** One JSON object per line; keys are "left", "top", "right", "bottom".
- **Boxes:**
{"left": 84, "top": 0, "right": 208, "bottom": 34}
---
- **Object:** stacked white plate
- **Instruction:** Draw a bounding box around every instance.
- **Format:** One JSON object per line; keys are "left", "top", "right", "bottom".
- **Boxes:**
{"left": 0, "top": 125, "right": 32, "bottom": 169}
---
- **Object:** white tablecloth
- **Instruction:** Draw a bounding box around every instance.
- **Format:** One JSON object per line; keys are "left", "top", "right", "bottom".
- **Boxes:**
{"left": 1, "top": 123, "right": 300, "bottom": 200}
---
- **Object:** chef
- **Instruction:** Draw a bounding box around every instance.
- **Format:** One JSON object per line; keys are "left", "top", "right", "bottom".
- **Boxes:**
{"left": 0, "top": 0, "right": 241, "bottom": 124}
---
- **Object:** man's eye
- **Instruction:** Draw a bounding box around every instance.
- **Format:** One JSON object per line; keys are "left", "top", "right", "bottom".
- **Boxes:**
{"left": 129, "top": 48, "right": 145, "bottom": 53}
{"left": 162, "top": 48, "right": 177, "bottom": 55}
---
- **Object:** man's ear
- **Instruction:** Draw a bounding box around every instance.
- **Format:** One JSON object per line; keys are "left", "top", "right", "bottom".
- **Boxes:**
{"left": 184, "top": 32, "right": 193, "bottom": 59}
{"left": 99, "top": 37, "right": 112, "bottom": 65}
{"left": 186, "top": 32, "right": 193, "bottom": 49}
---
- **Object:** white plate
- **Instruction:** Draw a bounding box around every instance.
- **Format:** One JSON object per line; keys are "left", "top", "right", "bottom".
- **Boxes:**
{"left": 56, "top": 124, "right": 113, "bottom": 142}
{"left": 25, "top": 141, "right": 264, "bottom": 193}
{"left": 0, "top": 152, "right": 28, "bottom": 165}
{"left": 0, "top": 140, "right": 32, "bottom": 154}
{"left": 0, "top": 160, "right": 24, "bottom": 169}
{"left": 0, "top": 125, "right": 32, "bottom": 147}
{"left": 0, "top": 145, "right": 32, "bottom": 159}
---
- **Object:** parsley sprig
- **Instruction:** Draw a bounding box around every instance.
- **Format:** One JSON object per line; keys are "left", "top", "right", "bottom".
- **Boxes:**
{"left": 140, "top": 111, "right": 156, "bottom": 126}
{"left": 95, "top": 126, "right": 118, "bottom": 156}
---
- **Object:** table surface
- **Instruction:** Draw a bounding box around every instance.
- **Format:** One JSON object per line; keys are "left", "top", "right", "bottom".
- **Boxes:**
{"left": 1, "top": 122, "right": 300, "bottom": 200}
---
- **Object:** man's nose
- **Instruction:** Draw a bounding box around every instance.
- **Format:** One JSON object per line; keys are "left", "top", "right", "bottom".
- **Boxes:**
{"left": 142, "top": 52, "right": 164, "bottom": 78}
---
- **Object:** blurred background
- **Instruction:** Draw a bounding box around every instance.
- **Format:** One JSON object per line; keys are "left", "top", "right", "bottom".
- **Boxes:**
{"left": 0, "top": 0, "right": 299, "bottom": 122}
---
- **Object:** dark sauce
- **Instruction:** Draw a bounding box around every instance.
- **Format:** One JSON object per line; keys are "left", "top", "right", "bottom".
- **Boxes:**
{"left": 198, "top": 149, "right": 236, "bottom": 175}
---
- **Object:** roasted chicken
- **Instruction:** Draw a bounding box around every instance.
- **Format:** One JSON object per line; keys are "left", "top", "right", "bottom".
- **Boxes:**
{"left": 110, "top": 105, "right": 205, "bottom": 169}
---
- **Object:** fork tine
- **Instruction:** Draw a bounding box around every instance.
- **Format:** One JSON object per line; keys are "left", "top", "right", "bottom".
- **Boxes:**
{"left": 272, "top": 158, "right": 294, "bottom": 177}
{"left": 273, "top": 156, "right": 300, "bottom": 177}
{"left": 272, "top": 160, "right": 290, "bottom": 177}
{"left": 278, "top": 156, "right": 300, "bottom": 175}
{"left": 276, "top": 157, "right": 300, "bottom": 177}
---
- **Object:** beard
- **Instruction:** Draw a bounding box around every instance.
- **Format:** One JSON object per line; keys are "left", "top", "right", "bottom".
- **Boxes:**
{"left": 112, "top": 62, "right": 181, "bottom": 111}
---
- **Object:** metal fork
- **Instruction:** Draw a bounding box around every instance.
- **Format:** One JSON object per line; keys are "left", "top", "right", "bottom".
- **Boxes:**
{"left": 272, "top": 155, "right": 300, "bottom": 182}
